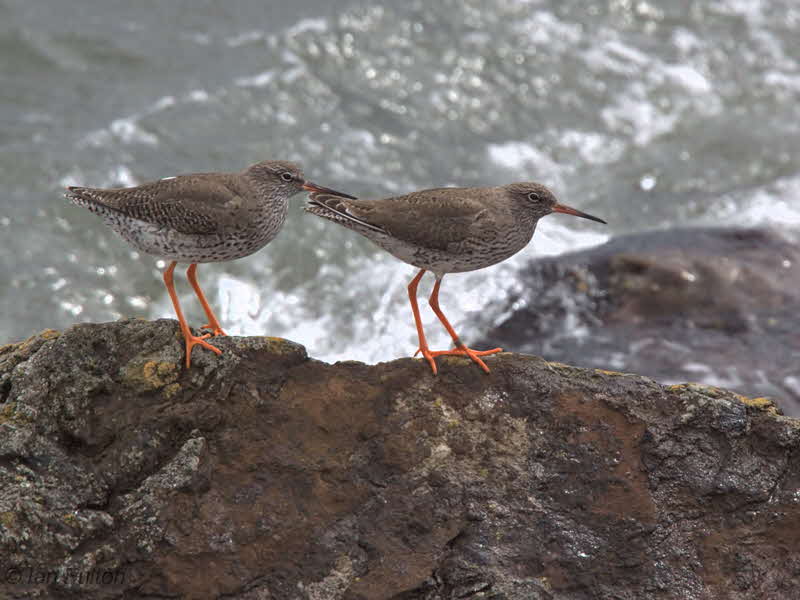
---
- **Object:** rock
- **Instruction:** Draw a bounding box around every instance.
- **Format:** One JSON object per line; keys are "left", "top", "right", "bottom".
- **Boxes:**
{"left": 478, "top": 227, "right": 800, "bottom": 416}
{"left": 1, "top": 319, "right": 799, "bottom": 599}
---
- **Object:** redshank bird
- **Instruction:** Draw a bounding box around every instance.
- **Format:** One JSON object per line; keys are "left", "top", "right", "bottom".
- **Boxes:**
{"left": 306, "top": 183, "right": 606, "bottom": 374}
{"left": 66, "top": 160, "right": 354, "bottom": 368}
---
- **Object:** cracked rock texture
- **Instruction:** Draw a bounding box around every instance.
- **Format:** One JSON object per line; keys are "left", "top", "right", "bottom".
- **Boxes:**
{"left": 1, "top": 319, "right": 799, "bottom": 599}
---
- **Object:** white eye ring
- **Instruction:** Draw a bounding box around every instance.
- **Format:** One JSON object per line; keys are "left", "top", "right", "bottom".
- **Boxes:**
{"left": 281, "top": 172, "right": 293, "bottom": 182}
{"left": 527, "top": 192, "right": 540, "bottom": 201}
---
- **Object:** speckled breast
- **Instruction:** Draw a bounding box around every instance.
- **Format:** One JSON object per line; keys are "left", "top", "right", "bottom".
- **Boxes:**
{"left": 373, "top": 223, "right": 536, "bottom": 276}
{"left": 102, "top": 205, "right": 286, "bottom": 263}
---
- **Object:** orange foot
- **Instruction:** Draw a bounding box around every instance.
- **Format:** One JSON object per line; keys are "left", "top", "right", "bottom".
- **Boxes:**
{"left": 414, "top": 346, "right": 502, "bottom": 374}
{"left": 184, "top": 331, "right": 223, "bottom": 368}
{"left": 415, "top": 346, "right": 440, "bottom": 375}
{"left": 201, "top": 324, "right": 228, "bottom": 337}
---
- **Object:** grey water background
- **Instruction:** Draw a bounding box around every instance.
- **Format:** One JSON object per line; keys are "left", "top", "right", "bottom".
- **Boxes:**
{"left": 2, "top": 0, "right": 800, "bottom": 371}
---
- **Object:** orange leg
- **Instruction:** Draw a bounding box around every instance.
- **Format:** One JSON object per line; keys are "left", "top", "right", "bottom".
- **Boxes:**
{"left": 408, "top": 269, "right": 439, "bottom": 375}
{"left": 186, "top": 263, "right": 227, "bottom": 336}
{"left": 426, "top": 276, "right": 502, "bottom": 373}
{"left": 163, "top": 261, "right": 222, "bottom": 368}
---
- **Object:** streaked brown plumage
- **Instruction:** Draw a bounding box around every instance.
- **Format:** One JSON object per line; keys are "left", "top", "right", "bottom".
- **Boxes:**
{"left": 306, "top": 183, "right": 606, "bottom": 374}
{"left": 66, "top": 160, "right": 354, "bottom": 368}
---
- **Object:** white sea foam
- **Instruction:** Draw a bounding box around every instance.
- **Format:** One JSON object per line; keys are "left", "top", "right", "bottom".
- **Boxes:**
{"left": 235, "top": 71, "right": 275, "bottom": 88}
{"left": 287, "top": 18, "right": 328, "bottom": 36}
{"left": 662, "top": 64, "right": 712, "bottom": 94}
{"left": 707, "top": 173, "right": 800, "bottom": 229}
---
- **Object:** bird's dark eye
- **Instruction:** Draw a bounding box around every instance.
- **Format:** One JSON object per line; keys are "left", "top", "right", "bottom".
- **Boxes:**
{"left": 281, "top": 172, "right": 293, "bottom": 182}
{"left": 527, "top": 192, "right": 541, "bottom": 202}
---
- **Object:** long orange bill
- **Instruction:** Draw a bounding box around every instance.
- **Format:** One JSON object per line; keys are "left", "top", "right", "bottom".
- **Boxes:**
{"left": 302, "top": 181, "right": 357, "bottom": 199}
{"left": 553, "top": 203, "right": 607, "bottom": 224}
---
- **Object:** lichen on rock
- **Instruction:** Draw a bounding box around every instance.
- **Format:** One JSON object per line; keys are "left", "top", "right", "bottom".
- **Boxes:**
{"left": 0, "top": 318, "right": 798, "bottom": 599}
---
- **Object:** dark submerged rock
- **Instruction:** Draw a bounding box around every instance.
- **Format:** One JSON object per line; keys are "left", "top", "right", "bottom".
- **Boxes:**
{"left": 479, "top": 227, "right": 800, "bottom": 416}
{"left": 0, "top": 319, "right": 798, "bottom": 599}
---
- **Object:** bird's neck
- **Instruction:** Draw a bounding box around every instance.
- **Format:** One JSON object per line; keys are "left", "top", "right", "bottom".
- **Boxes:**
{"left": 248, "top": 176, "right": 290, "bottom": 209}
{"left": 509, "top": 202, "right": 540, "bottom": 238}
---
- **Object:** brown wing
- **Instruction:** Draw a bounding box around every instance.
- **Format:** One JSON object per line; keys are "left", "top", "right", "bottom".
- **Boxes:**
{"left": 66, "top": 174, "right": 247, "bottom": 235}
{"left": 342, "top": 188, "right": 496, "bottom": 252}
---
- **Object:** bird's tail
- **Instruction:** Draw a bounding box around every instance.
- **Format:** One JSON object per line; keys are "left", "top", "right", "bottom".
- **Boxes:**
{"left": 64, "top": 186, "right": 92, "bottom": 207}
{"left": 64, "top": 187, "right": 125, "bottom": 222}
{"left": 65, "top": 187, "right": 110, "bottom": 216}
{"left": 64, "top": 186, "right": 111, "bottom": 209}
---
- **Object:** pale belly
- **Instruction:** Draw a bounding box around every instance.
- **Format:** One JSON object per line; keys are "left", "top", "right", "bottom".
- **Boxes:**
{"left": 373, "top": 232, "right": 532, "bottom": 277}
{"left": 102, "top": 212, "right": 279, "bottom": 263}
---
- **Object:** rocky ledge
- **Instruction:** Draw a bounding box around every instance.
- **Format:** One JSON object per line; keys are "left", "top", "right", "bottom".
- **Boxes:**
{"left": 1, "top": 319, "right": 799, "bottom": 600}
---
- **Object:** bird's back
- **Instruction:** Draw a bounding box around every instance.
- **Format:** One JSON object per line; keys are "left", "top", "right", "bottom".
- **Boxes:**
{"left": 66, "top": 172, "right": 288, "bottom": 263}
{"left": 306, "top": 187, "right": 536, "bottom": 275}
{"left": 67, "top": 173, "right": 256, "bottom": 233}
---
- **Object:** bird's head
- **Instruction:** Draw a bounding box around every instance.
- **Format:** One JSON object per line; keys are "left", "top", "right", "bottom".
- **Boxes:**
{"left": 246, "top": 160, "right": 356, "bottom": 200}
{"left": 503, "top": 182, "right": 606, "bottom": 224}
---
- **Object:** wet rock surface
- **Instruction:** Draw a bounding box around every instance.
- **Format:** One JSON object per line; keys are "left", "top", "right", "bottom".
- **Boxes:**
{"left": 479, "top": 227, "right": 800, "bottom": 416}
{"left": 1, "top": 319, "right": 799, "bottom": 599}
